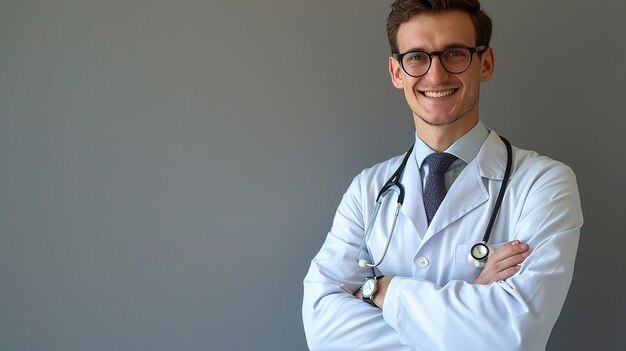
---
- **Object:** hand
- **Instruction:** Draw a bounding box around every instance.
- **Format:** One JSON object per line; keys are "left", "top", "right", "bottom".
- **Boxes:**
{"left": 473, "top": 240, "right": 530, "bottom": 285}
{"left": 372, "top": 276, "right": 391, "bottom": 308}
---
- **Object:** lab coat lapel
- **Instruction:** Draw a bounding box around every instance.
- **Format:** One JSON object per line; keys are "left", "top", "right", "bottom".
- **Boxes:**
{"left": 422, "top": 131, "right": 508, "bottom": 243}
{"left": 398, "top": 150, "right": 429, "bottom": 238}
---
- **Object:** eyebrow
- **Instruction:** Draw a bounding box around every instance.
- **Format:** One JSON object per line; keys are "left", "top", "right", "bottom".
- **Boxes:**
{"left": 400, "top": 43, "right": 475, "bottom": 53}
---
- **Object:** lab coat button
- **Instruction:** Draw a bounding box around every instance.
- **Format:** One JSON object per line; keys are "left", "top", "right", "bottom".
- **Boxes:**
{"left": 416, "top": 256, "right": 429, "bottom": 268}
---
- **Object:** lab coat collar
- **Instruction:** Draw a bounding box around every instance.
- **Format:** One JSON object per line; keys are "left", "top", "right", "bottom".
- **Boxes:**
{"left": 414, "top": 120, "right": 489, "bottom": 167}
{"left": 476, "top": 130, "right": 512, "bottom": 181}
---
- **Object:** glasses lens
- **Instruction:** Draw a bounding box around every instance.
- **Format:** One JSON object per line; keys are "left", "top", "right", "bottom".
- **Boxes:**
{"left": 402, "top": 51, "right": 430, "bottom": 77}
{"left": 441, "top": 48, "right": 471, "bottom": 73}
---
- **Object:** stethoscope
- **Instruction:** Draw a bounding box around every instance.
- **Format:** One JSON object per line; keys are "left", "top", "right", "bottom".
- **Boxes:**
{"left": 356, "top": 136, "right": 513, "bottom": 269}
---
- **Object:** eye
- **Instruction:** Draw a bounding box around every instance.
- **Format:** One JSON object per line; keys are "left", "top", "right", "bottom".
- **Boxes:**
{"left": 405, "top": 52, "right": 429, "bottom": 62}
{"left": 444, "top": 48, "right": 469, "bottom": 58}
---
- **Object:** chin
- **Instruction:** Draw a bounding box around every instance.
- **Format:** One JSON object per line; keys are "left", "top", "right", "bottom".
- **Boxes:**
{"left": 414, "top": 102, "right": 478, "bottom": 128}
{"left": 419, "top": 114, "right": 463, "bottom": 127}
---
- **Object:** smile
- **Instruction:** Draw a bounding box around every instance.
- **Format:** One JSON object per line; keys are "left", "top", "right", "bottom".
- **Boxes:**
{"left": 422, "top": 89, "right": 457, "bottom": 98}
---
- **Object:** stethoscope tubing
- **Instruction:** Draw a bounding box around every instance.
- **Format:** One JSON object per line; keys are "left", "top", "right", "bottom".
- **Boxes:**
{"left": 356, "top": 145, "right": 413, "bottom": 268}
{"left": 356, "top": 136, "right": 513, "bottom": 269}
{"left": 358, "top": 199, "right": 401, "bottom": 268}
{"left": 480, "top": 136, "right": 513, "bottom": 244}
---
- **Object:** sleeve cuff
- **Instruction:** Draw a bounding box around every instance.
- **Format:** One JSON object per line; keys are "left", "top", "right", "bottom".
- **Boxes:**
{"left": 382, "top": 276, "right": 407, "bottom": 331}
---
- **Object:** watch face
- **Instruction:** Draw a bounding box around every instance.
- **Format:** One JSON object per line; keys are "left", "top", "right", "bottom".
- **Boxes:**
{"left": 362, "top": 279, "right": 376, "bottom": 297}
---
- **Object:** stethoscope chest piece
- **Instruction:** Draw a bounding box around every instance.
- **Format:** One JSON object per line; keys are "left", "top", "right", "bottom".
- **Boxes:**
{"left": 467, "top": 242, "right": 494, "bottom": 269}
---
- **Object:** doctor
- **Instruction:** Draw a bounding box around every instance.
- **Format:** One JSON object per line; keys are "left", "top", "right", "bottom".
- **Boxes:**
{"left": 302, "top": 0, "right": 583, "bottom": 350}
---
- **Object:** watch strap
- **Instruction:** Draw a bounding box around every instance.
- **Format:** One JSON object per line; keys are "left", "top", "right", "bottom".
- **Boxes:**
{"left": 363, "top": 295, "right": 377, "bottom": 306}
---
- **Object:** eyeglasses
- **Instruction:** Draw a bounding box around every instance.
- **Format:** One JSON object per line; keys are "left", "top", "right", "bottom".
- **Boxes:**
{"left": 393, "top": 45, "right": 487, "bottom": 78}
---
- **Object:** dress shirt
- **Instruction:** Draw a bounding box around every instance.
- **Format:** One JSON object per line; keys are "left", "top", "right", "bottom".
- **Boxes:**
{"left": 414, "top": 120, "right": 489, "bottom": 190}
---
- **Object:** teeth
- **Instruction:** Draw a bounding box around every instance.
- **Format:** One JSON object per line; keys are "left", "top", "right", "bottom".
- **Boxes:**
{"left": 424, "top": 89, "right": 455, "bottom": 98}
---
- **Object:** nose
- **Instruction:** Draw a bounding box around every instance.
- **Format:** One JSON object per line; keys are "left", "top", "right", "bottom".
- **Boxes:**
{"left": 424, "top": 56, "right": 450, "bottom": 83}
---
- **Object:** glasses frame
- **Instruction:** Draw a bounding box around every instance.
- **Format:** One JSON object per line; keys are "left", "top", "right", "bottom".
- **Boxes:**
{"left": 393, "top": 45, "right": 487, "bottom": 78}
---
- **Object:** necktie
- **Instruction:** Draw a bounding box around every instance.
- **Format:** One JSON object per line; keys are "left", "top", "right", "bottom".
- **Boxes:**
{"left": 423, "top": 152, "right": 458, "bottom": 225}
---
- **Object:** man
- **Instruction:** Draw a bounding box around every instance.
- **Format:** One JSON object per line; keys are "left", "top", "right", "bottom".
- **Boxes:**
{"left": 302, "top": 0, "right": 583, "bottom": 350}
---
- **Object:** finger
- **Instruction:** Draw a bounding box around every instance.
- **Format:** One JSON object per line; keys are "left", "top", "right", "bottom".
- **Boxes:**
{"left": 496, "top": 250, "right": 529, "bottom": 270}
{"left": 493, "top": 265, "right": 521, "bottom": 282}
{"left": 480, "top": 247, "right": 528, "bottom": 282}
{"left": 486, "top": 246, "right": 528, "bottom": 279}
{"left": 474, "top": 242, "right": 530, "bottom": 285}
{"left": 491, "top": 241, "right": 528, "bottom": 260}
{"left": 490, "top": 241, "right": 529, "bottom": 262}
{"left": 476, "top": 262, "right": 502, "bottom": 284}
{"left": 487, "top": 249, "right": 529, "bottom": 276}
{"left": 480, "top": 262, "right": 522, "bottom": 285}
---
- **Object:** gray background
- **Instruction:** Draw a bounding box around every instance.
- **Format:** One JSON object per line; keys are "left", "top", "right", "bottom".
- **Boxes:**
{"left": 1, "top": 0, "right": 625, "bottom": 350}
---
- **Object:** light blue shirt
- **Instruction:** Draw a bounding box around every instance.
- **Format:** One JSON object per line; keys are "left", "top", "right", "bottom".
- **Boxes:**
{"left": 414, "top": 120, "right": 489, "bottom": 190}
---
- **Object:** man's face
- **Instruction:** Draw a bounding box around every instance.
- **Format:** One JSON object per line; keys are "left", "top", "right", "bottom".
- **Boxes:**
{"left": 389, "top": 10, "right": 494, "bottom": 132}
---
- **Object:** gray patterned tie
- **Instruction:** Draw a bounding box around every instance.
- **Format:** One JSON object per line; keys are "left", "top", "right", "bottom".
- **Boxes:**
{"left": 423, "top": 153, "right": 458, "bottom": 225}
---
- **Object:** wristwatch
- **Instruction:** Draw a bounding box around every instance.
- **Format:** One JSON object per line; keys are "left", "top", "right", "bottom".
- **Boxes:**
{"left": 361, "top": 276, "right": 383, "bottom": 307}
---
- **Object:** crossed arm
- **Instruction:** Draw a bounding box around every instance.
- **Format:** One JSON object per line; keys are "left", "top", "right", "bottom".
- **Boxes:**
{"left": 303, "top": 163, "right": 582, "bottom": 350}
{"left": 354, "top": 240, "right": 531, "bottom": 307}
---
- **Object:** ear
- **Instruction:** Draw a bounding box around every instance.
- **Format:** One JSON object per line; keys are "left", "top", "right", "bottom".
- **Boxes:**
{"left": 389, "top": 56, "right": 405, "bottom": 89}
{"left": 480, "top": 47, "right": 495, "bottom": 81}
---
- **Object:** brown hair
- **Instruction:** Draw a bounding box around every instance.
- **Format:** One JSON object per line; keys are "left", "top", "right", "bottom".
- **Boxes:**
{"left": 386, "top": 0, "right": 493, "bottom": 53}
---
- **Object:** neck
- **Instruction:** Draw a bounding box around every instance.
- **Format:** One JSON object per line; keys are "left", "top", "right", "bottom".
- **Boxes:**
{"left": 414, "top": 116, "right": 479, "bottom": 152}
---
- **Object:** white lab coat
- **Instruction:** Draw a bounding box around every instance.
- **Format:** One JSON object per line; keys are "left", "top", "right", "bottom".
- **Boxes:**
{"left": 302, "top": 131, "right": 583, "bottom": 351}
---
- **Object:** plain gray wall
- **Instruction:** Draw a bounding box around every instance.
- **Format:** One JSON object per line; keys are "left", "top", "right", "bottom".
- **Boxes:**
{"left": 1, "top": 0, "right": 625, "bottom": 350}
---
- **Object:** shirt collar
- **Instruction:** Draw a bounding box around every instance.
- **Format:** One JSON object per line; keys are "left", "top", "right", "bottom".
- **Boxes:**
{"left": 414, "top": 120, "right": 489, "bottom": 169}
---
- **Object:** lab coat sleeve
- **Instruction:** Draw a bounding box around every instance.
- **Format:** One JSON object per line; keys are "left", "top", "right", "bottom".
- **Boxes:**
{"left": 382, "top": 162, "right": 583, "bottom": 350}
{"left": 302, "top": 173, "right": 411, "bottom": 351}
